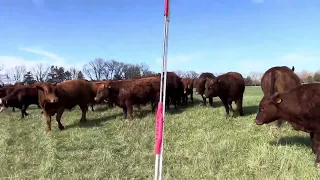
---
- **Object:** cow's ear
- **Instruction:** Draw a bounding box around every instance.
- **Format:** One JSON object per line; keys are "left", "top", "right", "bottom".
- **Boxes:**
{"left": 292, "top": 66, "right": 295, "bottom": 72}
{"left": 35, "top": 85, "right": 44, "bottom": 91}
{"left": 270, "top": 92, "right": 281, "bottom": 104}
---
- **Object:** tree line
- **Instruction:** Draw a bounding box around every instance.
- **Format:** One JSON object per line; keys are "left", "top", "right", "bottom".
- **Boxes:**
{"left": 0, "top": 59, "right": 158, "bottom": 85}
{"left": 1, "top": 60, "right": 320, "bottom": 86}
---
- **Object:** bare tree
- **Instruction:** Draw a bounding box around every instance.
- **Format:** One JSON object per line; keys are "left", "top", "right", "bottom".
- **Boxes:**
{"left": 32, "top": 63, "right": 49, "bottom": 82}
{"left": 249, "top": 71, "right": 263, "bottom": 86}
{"left": 297, "top": 70, "right": 312, "bottom": 83}
{"left": 69, "top": 67, "right": 78, "bottom": 80}
{"left": 0, "top": 65, "right": 5, "bottom": 85}
{"left": 183, "top": 71, "right": 199, "bottom": 78}
{"left": 174, "top": 70, "right": 184, "bottom": 78}
{"left": 83, "top": 58, "right": 106, "bottom": 81}
{"left": 7, "top": 65, "right": 26, "bottom": 82}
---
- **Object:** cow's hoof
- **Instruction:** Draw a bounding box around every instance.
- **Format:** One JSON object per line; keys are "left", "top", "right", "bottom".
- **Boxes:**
{"left": 58, "top": 126, "right": 65, "bottom": 130}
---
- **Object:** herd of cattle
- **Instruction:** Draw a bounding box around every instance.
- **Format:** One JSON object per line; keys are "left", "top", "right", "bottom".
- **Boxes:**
{"left": 2, "top": 65, "right": 320, "bottom": 166}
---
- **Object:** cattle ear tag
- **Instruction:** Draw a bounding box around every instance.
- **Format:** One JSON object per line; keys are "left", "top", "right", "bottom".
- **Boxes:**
{"left": 276, "top": 98, "right": 282, "bottom": 104}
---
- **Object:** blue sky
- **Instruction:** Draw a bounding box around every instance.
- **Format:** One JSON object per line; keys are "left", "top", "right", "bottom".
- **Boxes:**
{"left": 1, "top": 0, "right": 320, "bottom": 78}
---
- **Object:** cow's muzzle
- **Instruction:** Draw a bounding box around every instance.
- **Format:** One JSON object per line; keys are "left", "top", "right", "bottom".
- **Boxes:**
{"left": 51, "top": 97, "right": 58, "bottom": 103}
{"left": 255, "top": 119, "right": 264, "bottom": 125}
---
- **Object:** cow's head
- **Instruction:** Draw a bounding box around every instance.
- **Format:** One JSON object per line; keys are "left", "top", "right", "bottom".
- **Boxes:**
{"left": 94, "top": 83, "right": 111, "bottom": 102}
{"left": 203, "top": 77, "right": 220, "bottom": 98}
{"left": 34, "top": 82, "right": 59, "bottom": 103}
{"left": 255, "top": 93, "right": 282, "bottom": 125}
{"left": 196, "top": 79, "right": 207, "bottom": 95}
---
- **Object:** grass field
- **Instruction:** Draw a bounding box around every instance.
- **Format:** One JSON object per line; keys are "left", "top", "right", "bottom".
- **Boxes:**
{"left": 0, "top": 86, "right": 320, "bottom": 179}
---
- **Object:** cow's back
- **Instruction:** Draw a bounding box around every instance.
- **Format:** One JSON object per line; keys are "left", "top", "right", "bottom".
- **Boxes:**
{"left": 261, "top": 66, "right": 301, "bottom": 96}
{"left": 55, "top": 80, "right": 96, "bottom": 106}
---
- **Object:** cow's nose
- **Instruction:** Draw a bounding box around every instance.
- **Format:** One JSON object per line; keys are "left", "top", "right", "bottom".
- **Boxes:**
{"left": 52, "top": 97, "right": 58, "bottom": 103}
{"left": 94, "top": 97, "right": 99, "bottom": 102}
{"left": 203, "top": 94, "right": 206, "bottom": 98}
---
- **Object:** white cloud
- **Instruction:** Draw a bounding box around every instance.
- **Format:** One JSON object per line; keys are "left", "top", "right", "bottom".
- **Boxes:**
{"left": 252, "top": 0, "right": 264, "bottom": 3}
{"left": 0, "top": 48, "right": 86, "bottom": 76}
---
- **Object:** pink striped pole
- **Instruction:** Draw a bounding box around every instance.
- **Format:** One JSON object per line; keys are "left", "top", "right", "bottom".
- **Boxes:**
{"left": 154, "top": 0, "right": 170, "bottom": 179}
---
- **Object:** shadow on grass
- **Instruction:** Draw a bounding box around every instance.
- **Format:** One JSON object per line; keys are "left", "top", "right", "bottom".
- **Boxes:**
{"left": 66, "top": 112, "right": 123, "bottom": 129}
{"left": 269, "top": 135, "right": 312, "bottom": 148}
{"left": 166, "top": 98, "right": 223, "bottom": 115}
{"left": 91, "top": 105, "right": 113, "bottom": 112}
{"left": 243, "top": 105, "right": 258, "bottom": 116}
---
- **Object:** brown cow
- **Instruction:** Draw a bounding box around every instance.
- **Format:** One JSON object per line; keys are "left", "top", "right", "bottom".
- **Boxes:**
{"left": 118, "top": 77, "right": 160, "bottom": 120}
{"left": 181, "top": 78, "right": 194, "bottom": 105}
{"left": 255, "top": 83, "right": 320, "bottom": 166}
{"left": 0, "top": 86, "right": 19, "bottom": 112}
{"left": 35, "top": 80, "right": 97, "bottom": 133}
{"left": 90, "top": 80, "right": 113, "bottom": 110}
{"left": 260, "top": 65, "right": 301, "bottom": 127}
{"left": 0, "top": 85, "right": 39, "bottom": 118}
{"left": 203, "top": 72, "right": 245, "bottom": 118}
{"left": 129, "top": 72, "right": 184, "bottom": 109}
{"left": 196, "top": 72, "right": 215, "bottom": 106}
{"left": 94, "top": 79, "right": 144, "bottom": 119}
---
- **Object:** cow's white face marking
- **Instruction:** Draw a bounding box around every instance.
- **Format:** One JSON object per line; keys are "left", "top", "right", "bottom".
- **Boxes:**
{"left": 0, "top": 98, "right": 2, "bottom": 104}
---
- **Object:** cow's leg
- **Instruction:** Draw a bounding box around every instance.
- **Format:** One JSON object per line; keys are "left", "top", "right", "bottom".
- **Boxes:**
{"left": 79, "top": 104, "right": 88, "bottom": 122}
{"left": 23, "top": 105, "right": 29, "bottom": 117}
{"left": 190, "top": 93, "right": 194, "bottom": 104}
{"left": 12, "top": 107, "right": 15, "bottom": 112}
{"left": 91, "top": 103, "right": 94, "bottom": 111}
{"left": 37, "top": 104, "right": 41, "bottom": 108}
{"left": 172, "top": 97, "right": 178, "bottom": 109}
{"left": 122, "top": 107, "right": 128, "bottom": 119}
{"left": 184, "top": 94, "right": 188, "bottom": 106}
{"left": 314, "top": 133, "right": 320, "bottom": 166}
{"left": 21, "top": 104, "right": 29, "bottom": 118}
{"left": 43, "top": 111, "right": 52, "bottom": 134}
{"left": 125, "top": 101, "right": 134, "bottom": 121}
{"left": 221, "top": 97, "right": 230, "bottom": 119}
{"left": 20, "top": 108, "right": 25, "bottom": 119}
{"left": 56, "top": 108, "right": 65, "bottom": 130}
{"left": 228, "top": 101, "right": 234, "bottom": 116}
{"left": 201, "top": 94, "right": 207, "bottom": 106}
{"left": 209, "top": 97, "right": 213, "bottom": 106}
{"left": 236, "top": 96, "right": 244, "bottom": 116}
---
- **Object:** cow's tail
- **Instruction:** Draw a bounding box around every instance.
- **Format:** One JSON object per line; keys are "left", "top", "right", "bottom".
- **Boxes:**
{"left": 270, "top": 70, "right": 276, "bottom": 95}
